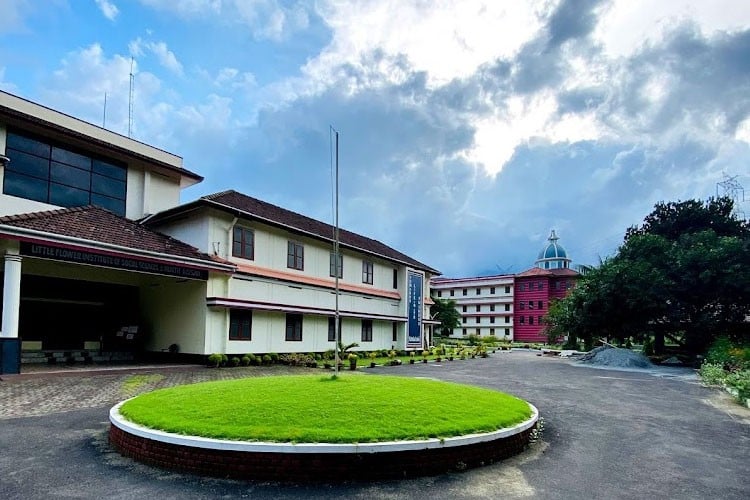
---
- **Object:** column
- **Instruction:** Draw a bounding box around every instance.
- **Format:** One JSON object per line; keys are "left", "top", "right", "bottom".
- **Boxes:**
{"left": 0, "top": 252, "right": 22, "bottom": 374}
{"left": 1, "top": 252, "right": 22, "bottom": 338}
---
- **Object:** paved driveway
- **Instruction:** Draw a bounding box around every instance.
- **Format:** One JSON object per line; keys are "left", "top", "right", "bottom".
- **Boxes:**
{"left": 1, "top": 352, "right": 748, "bottom": 499}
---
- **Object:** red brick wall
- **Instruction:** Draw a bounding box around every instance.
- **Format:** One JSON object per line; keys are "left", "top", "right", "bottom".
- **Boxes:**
{"left": 109, "top": 424, "right": 535, "bottom": 481}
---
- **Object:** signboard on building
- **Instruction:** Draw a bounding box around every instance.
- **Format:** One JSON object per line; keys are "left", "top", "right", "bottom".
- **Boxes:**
{"left": 21, "top": 242, "right": 209, "bottom": 280}
{"left": 407, "top": 271, "right": 423, "bottom": 348}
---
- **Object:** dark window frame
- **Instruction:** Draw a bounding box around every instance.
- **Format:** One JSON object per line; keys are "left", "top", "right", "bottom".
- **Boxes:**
{"left": 361, "top": 319, "right": 373, "bottom": 342}
{"left": 229, "top": 309, "right": 252, "bottom": 340}
{"left": 232, "top": 226, "right": 254, "bottom": 260}
{"left": 362, "top": 260, "right": 374, "bottom": 284}
{"left": 285, "top": 314, "right": 303, "bottom": 341}
{"left": 287, "top": 241, "right": 304, "bottom": 270}
{"left": 329, "top": 252, "right": 343, "bottom": 278}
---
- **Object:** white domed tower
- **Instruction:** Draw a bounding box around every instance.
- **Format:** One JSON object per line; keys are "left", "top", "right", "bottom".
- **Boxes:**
{"left": 535, "top": 230, "right": 572, "bottom": 270}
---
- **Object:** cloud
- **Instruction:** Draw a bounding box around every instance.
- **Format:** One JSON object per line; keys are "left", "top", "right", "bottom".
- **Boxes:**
{"left": 138, "top": 0, "right": 311, "bottom": 41}
{"left": 129, "top": 38, "right": 183, "bottom": 75}
{"left": 95, "top": 0, "right": 119, "bottom": 21}
{"left": 0, "top": 0, "right": 32, "bottom": 34}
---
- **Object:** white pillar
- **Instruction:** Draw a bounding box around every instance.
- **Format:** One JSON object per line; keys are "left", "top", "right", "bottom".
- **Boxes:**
{"left": 1, "top": 252, "right": 22, "bottom": 338}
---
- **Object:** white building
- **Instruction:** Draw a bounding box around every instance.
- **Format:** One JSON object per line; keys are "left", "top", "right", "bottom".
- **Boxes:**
{"left": 430, "top": 274, "right": 514, "bottom": 339}
{"left": 0, "top": 90, "right": 438, "bottom": 374}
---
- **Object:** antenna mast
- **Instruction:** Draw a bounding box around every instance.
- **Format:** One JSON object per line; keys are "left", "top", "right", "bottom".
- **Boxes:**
{"left": 128, "top": 57, "right": 135, "bottom": 137}
{"left": 717, "top": 172, "right": 746, "bottom": 220}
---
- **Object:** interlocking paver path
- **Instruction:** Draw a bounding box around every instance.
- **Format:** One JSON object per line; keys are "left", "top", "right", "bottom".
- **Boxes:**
{"left": 0, "top": 365, "right": 305, "bottom": 419}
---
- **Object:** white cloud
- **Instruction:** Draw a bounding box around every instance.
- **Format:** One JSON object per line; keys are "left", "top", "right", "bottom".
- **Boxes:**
{"left": 594, "top": 0, "right": 750, "bottom": 58}
{"left": 95, "top": 0, "right": 119, "bottom": 21}
{"left": 0, "top": 0, "right": 32, "bottom": 34}
{"left": 148, "top": 41, "right": 183, "bottom": 75}
{"left": 128, "top": 38, "right": 183, "bottom": 75}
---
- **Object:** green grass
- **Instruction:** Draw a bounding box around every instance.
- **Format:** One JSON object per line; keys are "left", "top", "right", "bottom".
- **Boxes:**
{"left": 119, "top": 375, "right": 532, "bottom": 443}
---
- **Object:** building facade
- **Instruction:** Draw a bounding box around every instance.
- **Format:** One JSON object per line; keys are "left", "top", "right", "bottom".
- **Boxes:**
{"left": 430, "top": 230, "right": 580, "bottom": 343}
{"left": 0, "top": 91, "right": 438, "bottom": 374}
{"left": 429, "top": 275, "right": 514, "bottom": 340}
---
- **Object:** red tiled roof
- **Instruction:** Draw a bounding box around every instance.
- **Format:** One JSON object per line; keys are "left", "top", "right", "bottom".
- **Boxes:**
{"left": 0, "top": 206, "right": 226, "bottom": 265}
{"left": 147, "top": 190, "right": 440, "bottom": 274}
{"left": 515, "top": 267, "right": 579, "bottom": 278}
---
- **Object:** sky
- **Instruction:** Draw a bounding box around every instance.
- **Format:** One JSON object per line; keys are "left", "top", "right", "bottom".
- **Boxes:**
{"left": 1, "top": 0, "right": 749, "bottom": 277}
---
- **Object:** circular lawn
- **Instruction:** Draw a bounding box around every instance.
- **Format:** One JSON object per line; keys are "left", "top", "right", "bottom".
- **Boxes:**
{"left": 118, "top": 374, "right": 532, "bottom": 443}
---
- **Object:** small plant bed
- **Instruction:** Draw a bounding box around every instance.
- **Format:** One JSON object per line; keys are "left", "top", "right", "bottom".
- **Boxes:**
{"left": 698, "top": 337, "right": 750, "bottom": 407}
{"left": 118, "top": 375, "right": 532, "bottom": 443}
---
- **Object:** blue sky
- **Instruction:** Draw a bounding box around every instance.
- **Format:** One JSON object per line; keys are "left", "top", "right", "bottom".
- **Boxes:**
{"left": 2, "top": 0, "right": 749, "bottom": 277}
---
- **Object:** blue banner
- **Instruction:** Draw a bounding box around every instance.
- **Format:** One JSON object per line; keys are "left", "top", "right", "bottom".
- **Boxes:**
{"left": 407, "top": 272, "right": 423, "bottom": 347}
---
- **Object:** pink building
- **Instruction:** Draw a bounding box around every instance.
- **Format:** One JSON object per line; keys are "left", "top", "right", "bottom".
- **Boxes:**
{"left": 513, "top": 230, "right": 579, "bottom": 343}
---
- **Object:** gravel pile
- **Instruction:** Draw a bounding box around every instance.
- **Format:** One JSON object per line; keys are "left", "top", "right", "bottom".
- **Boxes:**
{"left": 578, "top": 345, "right": 652, "bottom": 368}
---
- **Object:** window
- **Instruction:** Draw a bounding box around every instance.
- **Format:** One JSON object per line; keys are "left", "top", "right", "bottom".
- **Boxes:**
{"left": 519, "top": 316, "right": 525, "bottom": 324}
{"left": 232, "top": 226, "right": 254, "bottom": 260}
{"left": 505, "top": 316, "right": 510, "bottom": 323}
{"left": 462, "top": 289, "right": 467, "bottom": 296}
{"left": 539, "top": 282, "right": 545, "bottom": 290}
{"left": 475, "top": 329, "right": 480, "bottom": 335}
{"left": 490, "top": 328, "right": 495, "bottom": 336}
{"left": 285, "top": 314, "right": 303, "bottom": 341}
{"left": 555, "top": 281, "right": 561, "bottom": 290}
{"left": 475, "top": 305, "right": 480, "bottom": 312}
{"left": 4, "top": 131, "right": 127, "bottom": 215}
{"left": 529, "top": 316, "right": 534, "bottom": 325}
{"left": 329, "top": 252, "right": 343, "bottom": 278}
{"left": 462, "top": 328, "right": 467, "bottom": 336}
{"left": 490, "top": 304, "right": 495, "bottom": 312}
{"left": 528, "top": 301, "right": 534, "bottom": 310}
{"left": 462, "top": 317, "right": 467, "bottom": 324}
{"left": 505, "top": 304, "right": 510, "bottom": 311}
{"left": 462, "top": 305, "right": 467, "bottom": 312}
{"left": 476, "top": 317, "right": 480, "bottom": 324}
{"left": 328, "top": 317, "right": 341, "bottom": 342}
{"left": 490, "top": 316, "right": 495, "bottom": 324}
{"left": 287, "top": 241, "right": 304, "bottom": 270}
{"left": 229, "top": 310, "right": 252, "bottom": 340}
{"left": 476, "top": 288, "right": 481, "bottom": 295}
{"left": 490, "top": 287, "right": 496, "bottom": 294}
{"left": 505, "top": 285, "right": 510, "bottom": 293}
{"left": 437, "top": 290, "right": 442, "bottom": 297}
{"left": 538, "top": 301, "right": 543, "bottom": 309}
{"left": 392, "top": 322, "right": 398, "bottom": 342}
{"left": 505, "top": 328, "right": 510, "bottom": 336}
{"left": 361, "top": 320, "right": 373, "bottom": 342}
{"left": 393, "top": 269, "right": 398, "bottom": 289}
{"left": 450, "top": 290, "right": 455, "bottom": 297}
{"left": 362, "top": 260, "right": 374, "bottom": 284}
{"left": 519, "top": 302, "right": 526, "bottom": 310}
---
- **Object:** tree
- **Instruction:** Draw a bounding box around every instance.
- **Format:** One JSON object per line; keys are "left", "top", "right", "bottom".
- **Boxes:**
{"left": 430, "top": 298, "right": 461, "bottom": 336}
{"left": 545, "top": 197, "right": 750, "bottom": 354}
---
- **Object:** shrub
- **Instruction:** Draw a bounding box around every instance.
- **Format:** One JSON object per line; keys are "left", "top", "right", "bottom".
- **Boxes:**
{"left": 269, "top": 352, "right": 279, "bottom": 363}
{"left": 699, "top": 362, "right": 727, "bottom": 386}
{"left": 706, "top": 337, "right": 750, "bottom": 371}
{"left": 725, "top": 370, "right": 750, "bottom": 401}
{"left": 323, "top": 349, "right": 335, "bottom": 360}
{"left": 262, "top": 354, "right": 272, "bottom": 365}
{"left": 467, "top": 334, "right": 479, "bottom": 346}
{"left": 240, "top": 355, "right": 251, "bottom": 366}
{"left": 230, "top": 356, "right": 241, "bottom": 367}
{"left": 207, "top": 353, "right": 223, "bottom": 368}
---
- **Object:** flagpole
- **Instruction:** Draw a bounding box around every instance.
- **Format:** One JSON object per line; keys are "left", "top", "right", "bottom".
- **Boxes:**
{"left": 332, "top": 127, "right": 340, "bottom": 376}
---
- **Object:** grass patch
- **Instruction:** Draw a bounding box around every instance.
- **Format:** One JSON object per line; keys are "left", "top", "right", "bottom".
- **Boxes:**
{"left": 119, "top": 375, "right": 531, "bottom": 443}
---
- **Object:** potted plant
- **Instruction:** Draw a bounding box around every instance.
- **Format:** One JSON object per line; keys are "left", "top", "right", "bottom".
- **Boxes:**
{"left": 422, "top": 350, "right": 429, "bottom": 363}
{"left": 409, "top": 351, "right": 415, "bottom": 364}
{"left": 369, "top": 351, "right": 377, "bottom": 368}
{"left": 348, "top": 353, "right": 358, "bottom": 370}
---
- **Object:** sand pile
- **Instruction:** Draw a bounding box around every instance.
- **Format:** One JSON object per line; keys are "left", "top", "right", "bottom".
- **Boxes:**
{"left": 578, "top": 345, "right": 652, "bottom": 368}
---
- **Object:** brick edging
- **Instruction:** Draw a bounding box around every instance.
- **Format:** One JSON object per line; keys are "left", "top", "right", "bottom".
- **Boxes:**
{"left": 109, "top": 403, "right": 538, "bottom": 481}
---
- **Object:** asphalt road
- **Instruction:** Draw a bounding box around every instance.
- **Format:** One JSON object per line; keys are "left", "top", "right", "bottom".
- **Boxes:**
{"left": 1, "top": 352, "right": 748, "bottom": 499}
